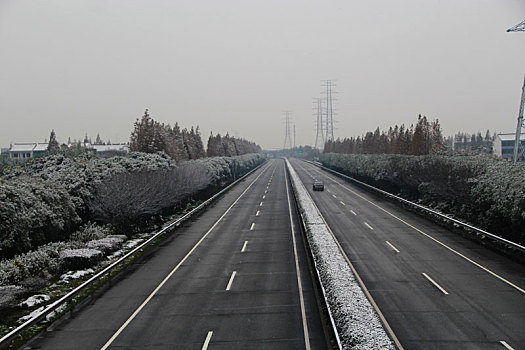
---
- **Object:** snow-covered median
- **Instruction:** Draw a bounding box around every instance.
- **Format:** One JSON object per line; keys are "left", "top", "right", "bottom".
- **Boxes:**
{"left": 286, "top": 159, "right": 394, "bottom": 350}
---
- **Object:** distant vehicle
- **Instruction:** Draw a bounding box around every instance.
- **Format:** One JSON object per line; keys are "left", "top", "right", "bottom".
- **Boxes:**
{"left": 313, "top": 181, "right": 324, "bottom": 191}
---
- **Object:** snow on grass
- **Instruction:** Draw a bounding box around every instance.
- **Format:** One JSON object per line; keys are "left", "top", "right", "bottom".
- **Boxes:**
{"left": 286, "top": 159, "right": 394, "bottom": 350}
{"left": 19, "top": 294, "right": 50, "bottom": 308}
{"left": 60, "top": 268, "right": 94, "bottom": 281}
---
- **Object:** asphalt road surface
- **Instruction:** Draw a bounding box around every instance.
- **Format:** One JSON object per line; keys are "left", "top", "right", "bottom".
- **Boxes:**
{"left": 290, "top": 158, "right": 525, "bottom": 350}
{"left": 28, "top": 159, "right": 328, "bottom": 350}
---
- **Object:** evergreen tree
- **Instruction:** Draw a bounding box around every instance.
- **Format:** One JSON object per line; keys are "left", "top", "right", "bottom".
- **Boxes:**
{"left": 47, "top": 130, "right": 60, "bottom": 154}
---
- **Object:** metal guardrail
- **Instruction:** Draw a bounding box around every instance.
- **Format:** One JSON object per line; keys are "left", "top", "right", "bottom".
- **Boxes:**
{"left": 304, "top": 159, "right": 525, "bottom": 254}
{"left": 0, "top": 161, "right": 266, "bottom": 348}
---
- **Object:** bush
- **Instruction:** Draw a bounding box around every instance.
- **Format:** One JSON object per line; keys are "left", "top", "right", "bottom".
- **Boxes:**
{"left": 0, "top": 177, "right": 80, "bottom": 259}
{"left": 59, "top": 249, "right": 103, "bottom": 270}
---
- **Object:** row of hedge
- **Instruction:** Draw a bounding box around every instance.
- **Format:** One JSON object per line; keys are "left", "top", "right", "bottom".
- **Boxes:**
{"left": 320, "top": 153, "right": 525, "bottom": 245}
{"left": 0, "top": 153, "right": 265, "bottom": 259}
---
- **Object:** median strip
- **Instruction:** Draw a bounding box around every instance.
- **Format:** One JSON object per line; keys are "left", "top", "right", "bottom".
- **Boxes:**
{"left": 286, "top": 159, "right": 396, "bottom": 349}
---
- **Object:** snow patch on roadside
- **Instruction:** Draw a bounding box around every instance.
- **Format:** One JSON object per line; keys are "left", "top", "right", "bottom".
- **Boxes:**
{"left": 19, "top": 294, "right": 50, "bottom": 308}
{"left": 286, "top": 159, "right": 394, "bottom": 350}
{"left": 60, "top": 268, "right": 94, "bottom": 281}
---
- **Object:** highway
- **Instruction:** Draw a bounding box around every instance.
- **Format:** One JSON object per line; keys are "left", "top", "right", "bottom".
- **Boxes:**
{"left": 27, "top": 159, "right": 328, "bottom": 349}
{"left": 289, "top": 158, "right": 525, "bottom": 350}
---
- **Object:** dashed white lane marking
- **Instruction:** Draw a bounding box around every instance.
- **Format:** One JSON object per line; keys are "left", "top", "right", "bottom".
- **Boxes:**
{"left": 241, "top": 241, "right": 248, "bottom": 252}
{"left": 100, "top": 163, "right": 272, "bottom": 350}
{"left": 202, "top": 331, "right": 213, "bottom": 350}
{"left": 226, "top": 271, "right": 237, "bottom": 291}
{"left": 422, "top": 273, "right": 449, "bottom": 295}
{"left": 304, "top": 164, "right": 525, "bottom": 296}
{"left": 250, "top": 223, "right": 255, "bottom": 231}
{"left": 364, "top": 222, "right": 374, "bottom": 230}
{"left": 350, "top": 209, "right": 357, "bottom": 216}
{"left": 339, "top": 201, "right": 346, "bottom": 206}
{"left": 386, "top": 241, "right": 400, "bottom": 253}
{"left": 327, "top": 189, "right": 331, "bottom": 193}
{"left": 256, "top": 210, "right": 260, "bottom": 216}
{"left": 260, "top": 202, "right": 263, "bottom": 206}
{"left": 332, "top": 194, "right": 337, "bottom": 198}
{"left": 500, "top": 340, "right": 514, "bottom": 350}
{"left": 262, "top": 195, "right": 266, "bottom": 199}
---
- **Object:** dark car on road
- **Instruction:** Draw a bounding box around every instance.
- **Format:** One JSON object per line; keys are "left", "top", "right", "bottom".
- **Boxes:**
{"left": 313, "top": 181, "right": 324, "bottom": 191}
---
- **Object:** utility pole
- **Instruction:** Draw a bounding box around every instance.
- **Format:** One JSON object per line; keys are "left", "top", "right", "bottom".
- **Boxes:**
{"left": 283, "top": 111, "right": 293, "bottom": 150}
{"left": 314, "top": 98, "right": 324, "bottom": 149}
{"left": 513, "top": 76, "right": 525, "bottom": 162}
{"left": 507, "top": 19, "right": 525, "bottom": 162}
{"left": 322, "top": 80, "right": 336, "bottom": 142}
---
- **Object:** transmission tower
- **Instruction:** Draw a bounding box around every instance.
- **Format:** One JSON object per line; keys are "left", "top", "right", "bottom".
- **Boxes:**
{"left": 507, "top": 19, "right": 525, "bottom": 32}
{"left": 283, "top": 111, "right": 293, "bottom": 149}
{"left": 513, "top": 76, "right": 525, "bottom": 162}
{"left": 322, "top": 80, "right": 336, "bottom": 142}
{"left": 314, "top": 98, "right": 324, "bottom": 149}
{"left": 293, "top": 124, "right": 296, "bottom": 149}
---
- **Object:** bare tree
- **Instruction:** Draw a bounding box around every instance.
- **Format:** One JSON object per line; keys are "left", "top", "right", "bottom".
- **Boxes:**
{"left": 89, "top": 163, "right": 211, "bottom": 235}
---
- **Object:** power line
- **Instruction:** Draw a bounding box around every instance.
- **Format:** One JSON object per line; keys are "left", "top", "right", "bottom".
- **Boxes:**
{"left": 507, "top": 19, "right": 525, "bottom": 32}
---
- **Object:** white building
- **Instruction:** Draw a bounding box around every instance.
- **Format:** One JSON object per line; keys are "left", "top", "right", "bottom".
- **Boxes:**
{"left": 9, "top": 143, "right": 48, "bottom": 161}
{"left": 493, "top": 133, "right": 525, "bottom": 161}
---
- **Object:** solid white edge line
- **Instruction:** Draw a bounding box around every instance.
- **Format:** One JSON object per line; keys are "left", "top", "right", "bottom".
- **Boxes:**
{"left": 422, "top": 273, "right": 449, "bottom": 295}
{"left": 226, "top": 271, "right": 237, "bottom": 291}
{"left": 500, "top": 340, "right": 514, "bottom": 350}
{"left": 256, "top": 210, "right": 260, "bottom": 216}
{"left": 339, "top": 201, "right": 345, "bottom": 206}
{"left": 250, "top": 223, "right": 255, "bottom": 231}
{"left": 241, "top": 241, "right": 248, "bottom": 252}
{"left": 100, "top": 163, "right": 271, "bottom": 350}
{"left": 284, "top": 161, "right": 311, "bottom": 350}
{"left": 364, "top": 222, "right": 374, "bottom": 230}
{"left": 385, "top": 241, "right": 400, "bottom": 253}
{"left": 307, "top": 163, "right": 525, "bottom": 295}
{"left": 202, "top": 331, "right": 213, "bottom": 350}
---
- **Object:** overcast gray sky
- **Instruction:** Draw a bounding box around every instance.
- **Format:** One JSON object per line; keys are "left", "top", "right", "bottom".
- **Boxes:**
{"left": 1, "top": 0, "right": 525, "bottom": 150}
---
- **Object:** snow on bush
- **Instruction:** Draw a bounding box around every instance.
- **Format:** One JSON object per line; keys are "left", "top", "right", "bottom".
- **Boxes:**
{"left": 0, "top": 177, "right": 80, "bottom": 258}
{"left": 0, "top": 152, "right": 264, "bottom": 258}
{"left": 59, "top": 249, "right": 103, "bottom": 270}
{"left": 286, "top": 159, "right": 394, "bottom": 349}
{"left": 86, "top": 236, "right": 125, "bottom": 253}
{"left": 320, "top": 153, "right": 525, "bottom": 244}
